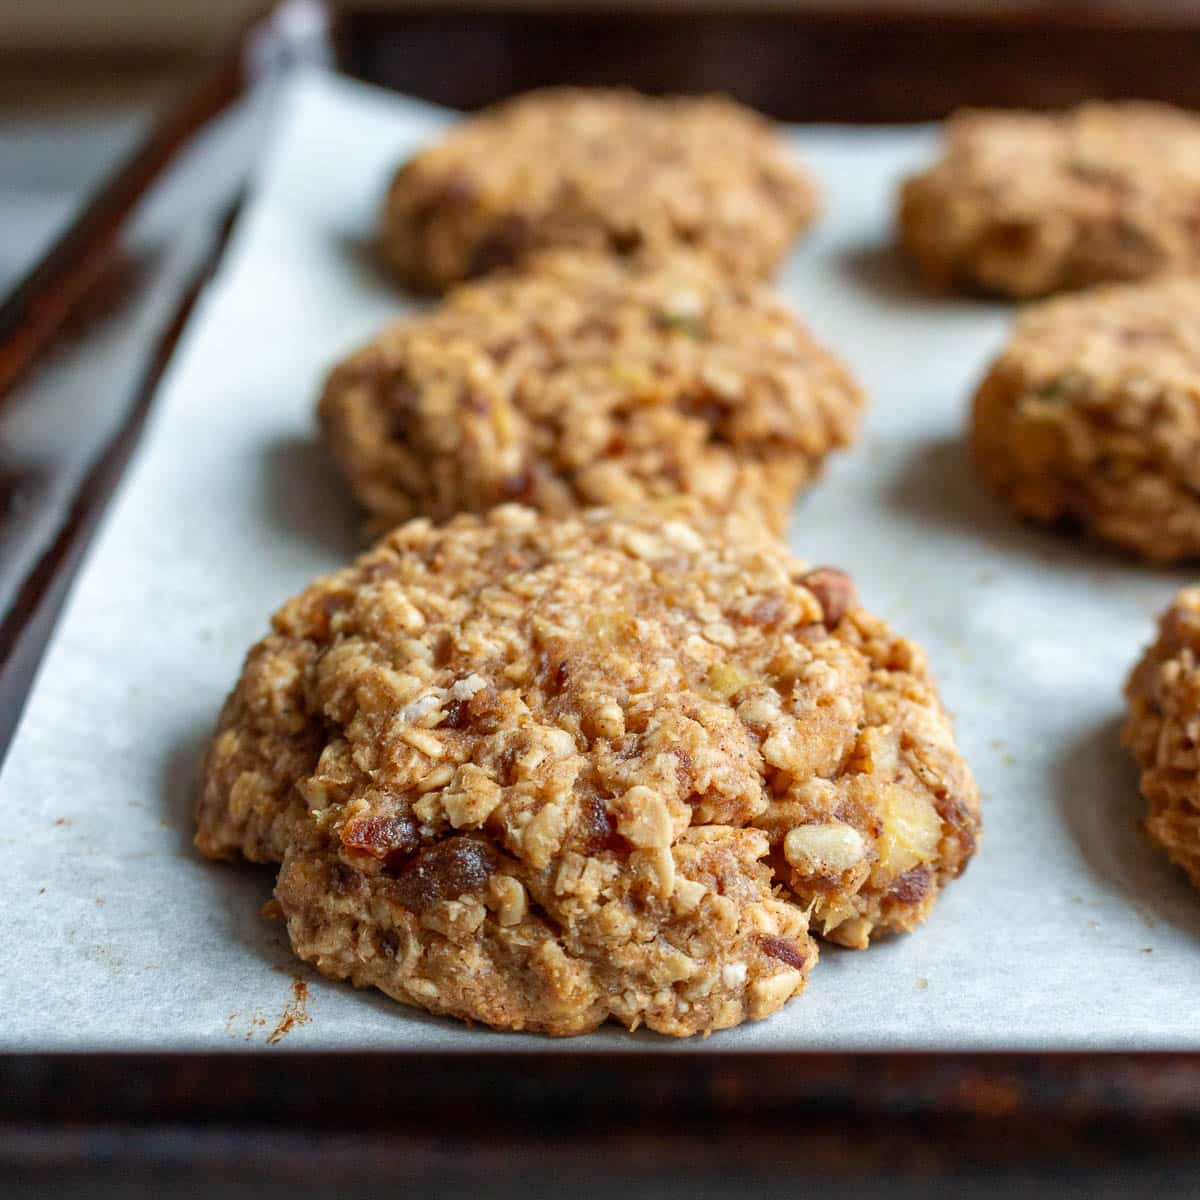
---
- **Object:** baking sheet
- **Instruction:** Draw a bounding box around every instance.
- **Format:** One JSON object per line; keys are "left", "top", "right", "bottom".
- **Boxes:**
{"left": 3, "top": 68, "right": 1199, "bottom": 1053}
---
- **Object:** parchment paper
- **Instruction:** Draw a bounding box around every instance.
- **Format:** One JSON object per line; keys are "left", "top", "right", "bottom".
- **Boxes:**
{"left": 3, "top": 69, "right": 1198, "bottom": 1052}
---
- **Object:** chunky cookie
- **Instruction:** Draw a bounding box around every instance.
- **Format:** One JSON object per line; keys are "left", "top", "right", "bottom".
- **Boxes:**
{"left": 319, "top": 250, "right": 862, "bottom": 534}
{"left": 380, "top": 88, "right": 818, "bottom": 292}
{"left": 1124, "top": 588, "right": 1200, "bottom": 890}
{"left": 196, "top": 505, "right": 979, "bottom": 1035}
{"left": 972, "top": 279, "right": 1200, "bottom": 562}
{"left": 899, "top": 102, "right": 1200, "bottom": 298}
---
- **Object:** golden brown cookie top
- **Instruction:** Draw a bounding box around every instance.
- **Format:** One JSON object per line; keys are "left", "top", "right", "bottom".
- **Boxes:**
{"left": 991, "top": 277, "right": 1200, "bottom": 394}
{"left": 320, "top": 249, "right": 862, "bottom": 530}
{"left": 939, "top": 102, "right": 1200, "bottom": 192}
{"left": 900, "top": 102, "right": 1200, "bottom": 297}
{"left": 198, "top": 504, "right": 979, "bottom": 959}
{"left": 970, "top": 279, "right": 1200, "bottom": 562}
{"left": 266, "top": 503, "right": 858, "bottom": 852}
{"left": 381, "top": 87, "right": 818, "bottom": 290}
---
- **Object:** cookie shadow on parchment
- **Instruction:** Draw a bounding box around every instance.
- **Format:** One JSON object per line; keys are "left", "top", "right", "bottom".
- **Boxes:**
{"left": 332, "top": 231, "right": 399, "bottom": 297}
{"left": 163, "top": 725, "right": 212, "bottom": 859}
{"left": 259, "top": 434, "right": 364, "bottom": 563}
{"left": 837, "top": 242, "right": 937, "bottom": 306}
{"left": 1056, "top": 715, "right": 1200, "bottom": 939}
{"left": 160, "top": 725, "right": 652, "bottom": 1041}
{"left": 160, "top": 723, "right": 299, "bottom": 975}
{"left": 888, "top": 435, "right": 1155, "bottom": 574}
{"left": 333, "top": 230, "right": 439, "bottom": 314}
{"left": 836, "top": 239, "right": 1015, "bottom": 315}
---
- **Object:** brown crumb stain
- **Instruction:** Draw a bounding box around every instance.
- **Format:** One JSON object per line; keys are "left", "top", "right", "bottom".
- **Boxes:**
{"left": 226, "top": 1009, "right": 267, "bottom": 1042}
{"left": 37, "top": 887, "right": 45, "bottom": 895}
{"left": 266, "top": 979, "right": 311, "bottom": 1045}
{"left": 1141, "top": 947, "right": 1154, "bottom": 954}
{"left": 916, "top": 977, "right": 929, "bottom": 990}
{"left": 53, "top": 818, "right": 70, "bottom": 827}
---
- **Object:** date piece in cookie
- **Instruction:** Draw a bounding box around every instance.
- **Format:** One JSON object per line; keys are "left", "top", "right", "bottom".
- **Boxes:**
{"left": 197, "top": 505, "right": 979, "bottom": 1035}
{"left": 380, "top": 87, "right": 818, "bottom": 292}
{"left": 1125, "top": 588, "right": 1200, "bottom": 890}
{"left": 899, "top": 102, "right": 1200, "bottom": 298}
{"left": 972, "top": 278, "right": 1200, "bottom": 562}
{"left": 319, "top": 249, "right": 863, "bottom": 534}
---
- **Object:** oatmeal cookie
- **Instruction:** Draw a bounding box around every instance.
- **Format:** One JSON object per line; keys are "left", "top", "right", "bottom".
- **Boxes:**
{"left": 197, "top": 505, "right": 979, "bottom": 1035}
{"left": 319, "top": 250, "right": 862, "bottom": 533}
{"left": 380, "top": 88, "right": 818, "bottom": 292}
{"left": 899, "top": 102, "right": 1200, "bottom": 298}
{"left": 1124, "top": 588, "right": 1200, "bottom": 890}
{"left": 972, "top": 278, "right": 1200, "bottom": 562}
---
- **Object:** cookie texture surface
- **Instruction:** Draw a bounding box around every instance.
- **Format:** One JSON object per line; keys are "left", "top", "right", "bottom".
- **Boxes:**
{"left": 319, "top": 250, "right": 863, "bottom": 533}
{"left": 197, "top": 506, "right": 979, "bottom": 1036}
{"left": 972, "top": 278, "right": 1200, "bottom": 562}
{"left": 1124, "top": 588, "right": 1200, "bottom": 890}
{"left": 380, "top": 88, "right": 818, "bottom": 292}
{"left": 899, "top": 102, "right": 1200, "bottom": 298}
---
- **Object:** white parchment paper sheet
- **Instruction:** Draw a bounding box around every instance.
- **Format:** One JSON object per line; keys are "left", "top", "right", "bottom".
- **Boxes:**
{"left": 3, "top": 70, "right": 1199, "bottom": 1052}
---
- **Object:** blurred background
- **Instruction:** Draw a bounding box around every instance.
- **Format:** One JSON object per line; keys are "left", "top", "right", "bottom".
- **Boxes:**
{"left": 1, "top": 0, "right": 1199, "bottom": 295}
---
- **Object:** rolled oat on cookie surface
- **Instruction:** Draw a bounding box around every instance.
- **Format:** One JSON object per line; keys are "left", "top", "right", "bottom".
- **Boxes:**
{"left": 319, "top": 249, "right": 863, "bottom": 535}
{"left": 197, "top": 505, "right": 979, "bottom": 1036}
{"left": 380, "top": 87, "right": 818, "bottom": 293}
{"left": 1125, "top": 588, "right": 1200, "bottom": 891}
{"left": 971, "top": 277, "right": 1200, "bottom": 563}
{"left": 899, "top": 102, "right": 1200, "bottom": 299}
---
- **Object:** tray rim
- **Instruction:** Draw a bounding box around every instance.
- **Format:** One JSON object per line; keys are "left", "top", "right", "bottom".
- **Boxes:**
{"left": 4, "top": 1049, "right": 1200, "bottom": 1168}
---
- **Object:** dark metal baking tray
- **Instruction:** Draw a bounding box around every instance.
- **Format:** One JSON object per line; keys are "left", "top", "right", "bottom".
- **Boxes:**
{"left": 3, "top": 3, "right": 1200, "bottom": 1194}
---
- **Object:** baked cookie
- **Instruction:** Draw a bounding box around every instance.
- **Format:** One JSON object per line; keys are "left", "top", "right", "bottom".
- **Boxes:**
{"left": 196, "top": 505, "right": 979, "bottom": 1036}
{"left": 380, "top": 88, "right": 818, "bottom": 292}
{"left": 319, "top": 249, "right": 862, "bottom": 534}
{"left": 1124, "top": 588, "right": 1200, "bottom": 890}
{"left": 972, "top": 279, "right": 1200, "bottom": 562}
{"left": 899, "top": 102, "right": 1200, "bottom": 298}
